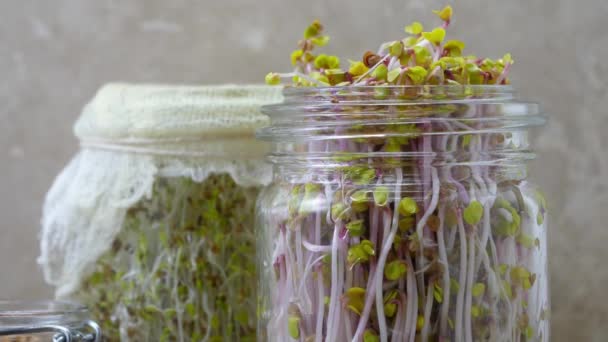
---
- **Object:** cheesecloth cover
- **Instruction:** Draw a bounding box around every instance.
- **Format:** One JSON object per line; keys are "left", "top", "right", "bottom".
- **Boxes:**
{"left": 39, "top": 83, "right": 283, "bottom": 297}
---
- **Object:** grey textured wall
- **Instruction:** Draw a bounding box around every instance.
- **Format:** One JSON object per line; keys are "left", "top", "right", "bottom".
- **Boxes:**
{"left": 1, "top": 0, "right": 606, "bottom": 340}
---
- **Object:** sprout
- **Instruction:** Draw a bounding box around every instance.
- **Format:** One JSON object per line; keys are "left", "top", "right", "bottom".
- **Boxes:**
{"left": 349, "top": 60, "right": 369, "bottom": 76}
{"left": 346, "top": 219, "right": 366, "bottom": 237}
{"left": 314, "top": 54, "right": 340, "bottom": 69}
{"left": 304, "top": 19, "right": 323, "bottom": 39}
{"left": 265, "top": 72, "right": 281, "bottom": 85}
{"left": 350, "top": 190, "right": 369, "bottom": 212}
{"left": 433, "top": 5, "right": 453, "bottom": 23}
{"left": 363, "top": 330, "right": 380, "bottom": 342}
{"left": 405, "top": 21, "right": 424, "bottom": 35}
{"left": 344, "top": 287, "right": 366, "bottom": 315}
{"left": 383, "top": 290, "right": 399, "bottom": 317}
{"left": 464, "top": 200, "right": 484, "bottom": 225}
{"left": 422, "top": 28, "right": 446, "bottom": 46}
{"left": 373, "top": 186, "right": 389, "bottom": 207}
{"left": 387, "top": 68, "right": 402, "bottom": 83}
{"left": 331, "top": 202, "right": 349, "bottom": 221}
{"left": 444, "top": 40, "right": 465, "bottom": 56}
{"left": 472, "top": 283, "right": 486, "bottom": 297}
{"left": 348, "top": 240, "right": 376, "bottom": 265}
{"left": 384, "top": 260, "right": 408, "bottom": 280}
{"left": 417, "top": 315, "right": 425, "bottom": 331}
{"left": 372, "top": 64, "right": 388, "bottom": 81}
{"left": 433, "top": 283, "right": 444, "bottom": 303}
{"left": 311, "top": 35, "right": 330, "bottom": 47}
{"left": 398, "top": 197, "right": 418, "bottom": 216}
{"left": 399, "top": 217, "right": 415, "bottom": 232}
{"left": 288, "top": 316, "right": 301, "bottom": 339}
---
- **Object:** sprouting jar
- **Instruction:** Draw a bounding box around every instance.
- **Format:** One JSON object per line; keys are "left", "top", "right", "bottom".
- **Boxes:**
{"left": 256, "top": 86, "right": 549, "bottom": 341}
{"left": 0, "top": 301, "right": 100, "bottom": 342}
{"left": 38, "top": 84, "right": 282, "bottom": 341}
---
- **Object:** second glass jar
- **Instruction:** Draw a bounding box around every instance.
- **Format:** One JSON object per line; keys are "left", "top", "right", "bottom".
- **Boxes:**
{"left": 256, "top": 86, "right": 549, "bottom": 341}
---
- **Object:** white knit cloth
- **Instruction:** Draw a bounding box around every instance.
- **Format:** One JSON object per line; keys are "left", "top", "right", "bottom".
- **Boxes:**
{"left": 38, "top": 83, "right": 282, "bottom": 297}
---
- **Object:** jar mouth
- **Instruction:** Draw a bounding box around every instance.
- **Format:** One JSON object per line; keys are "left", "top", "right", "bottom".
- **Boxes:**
{"left": 258, "top": 85, "right": 544, "bottom": 143}
{"left": 0, "top": 300, "right": 88, "bottom": 328}
{"left": 280, "top": 84, "right": 514, "bottom": 99}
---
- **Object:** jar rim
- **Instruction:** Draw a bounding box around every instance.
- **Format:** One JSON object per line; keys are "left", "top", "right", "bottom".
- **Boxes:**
{"left": 282, "top": 84, "right": 514, "bottom": 94}
{"left": 258, "top": 85, "right": 543, "bottom": 143}
{"left": 0, "top": 300, "right": 88, "bottom": 328}
{"left": 0, "top": 300, "right": 87, "bottom": 316}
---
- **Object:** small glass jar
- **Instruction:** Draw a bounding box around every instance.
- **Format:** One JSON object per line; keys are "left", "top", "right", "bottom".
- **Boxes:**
{"left": 0, "top": 301, "right": 100, "bottom": 342}
{"left": 256, "top": 86, "right": 549, "bottom": 341}
{"left": 39, "top": 84, "right": 282, "bottom": 341}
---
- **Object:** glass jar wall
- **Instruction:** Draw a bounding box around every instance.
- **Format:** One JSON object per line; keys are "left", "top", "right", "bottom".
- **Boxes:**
{"left": 0, "top": 301, "right": 100, "bottom": 342}
{"left": 256, "top": 86, "right": 549, "bottom": 341}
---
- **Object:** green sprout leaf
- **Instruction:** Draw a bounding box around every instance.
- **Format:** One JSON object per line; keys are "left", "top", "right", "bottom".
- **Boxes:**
{"left": 443, "top": 40, "right": 465, "bottom": 57}
{"left": 389, "top": 41, "right": 404, "bottom": 57}
{"left": 472, "top": 283, "right": 486, "bottom": 297}
{"left": 314, "top": 54, "right": 340, "bottom": 69}
{"left": 537, "top": 212, "right": 544, "bottom": 225}
{"left": 311, "top": 35, "right": 330, "bottom": 46}
{"left": 346, "top": 219, "right": 365, "bottom": 237}
{"left": 417, "top": 315, "right": 425, "bottom": 331}
{"left": 349, "top": 60, "right": 369, "bottom": 76}
{"left": 373, "top": 87, "right": 390, "bottom": 99}
{"left": 288, "top": 316, "right": 300, "bottom": 339}
{"left": 433, "top": 283, "right": 444, "bottom": 303}
{"left": 384, "top": 260, "right": 408, "bottom": 280}
{"left": 471, "top": 305, "right": 481, "bottom": 318}
{"left": 511, "top": 266, "right": 534, "bottom": 290}
{"left": 536, "top": 190, "right": 547, "bottom": 209}
{"left": 464, "top": 200, "right": 483, "bottom": 225}
{"left": 387, "top": 68, "right": 402, "bottom": 83}
{"left": 433, "top": 5, "right": 453, "bottom": 22}
{"left": 303, "top": 20, "right": 322, "bottom": 39}
{"left": 265, "top": 72, "right": 281, "bottom": 85}
{"left": 373, "top": 186, "right": 389, "bottom": 206}
{"left": 406, "top": 66, "right": 429, "bottom": 84}
{"left": 299, "top": 183, "right": 321, "bottom": 214}
{"left": 517, "top": 233, "right": 536, "bottom": 248}
{"left": 331, "top": 202, "right": 348, "bottom": 221}
{"left": 372, "top": 64, "right": 388, "bottom": 81}
{"left": 344, "top": 287, "right": 366, "bottom": 315}
{"left": 462, "top": 134, "right": 472, "bottom": 147}
{"left": 412, "top": 46, "right": 431, "bottom": 66}
{"left": 364, "top": 330, "right": 380, "bottom": 342}
{"left": 398, "top": 197, "right": 418, "bottom": 216}
{"left": 383, "top": 290, "right": 399, "bottom": 317}
{"left": 350, "top": 190, "right": 369, "bottom": 212}
{"left": 325, "top": 68, "right": 346, "bottom": 85}
{"left": 398, "top": 217, "right": 415, "bottom": 232}
{"left": 422, "top": 28, "right": 446, "bottom": 45}
{"left": 344, "top": 166, "right": 376, "bottom": 185}
{"left": 347, "top": 240, "right": 375, "bottom": 265}
{"left": 404, "top": 21, "right": 423, "bottom": 35}
{"left": 290, "top": 50, "right": 303, "bottom": 65}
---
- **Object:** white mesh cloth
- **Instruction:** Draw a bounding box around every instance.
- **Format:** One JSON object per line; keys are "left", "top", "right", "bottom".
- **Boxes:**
{"left": 38, "top": 83, "right": 283, "bottom": 297}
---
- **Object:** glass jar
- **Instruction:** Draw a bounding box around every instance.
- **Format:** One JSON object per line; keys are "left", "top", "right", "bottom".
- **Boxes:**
{"left": 0, "top": 301, "right": 100, "bottom": 342}
{"left": 38, "top": 84, "right": 282, "bottom": 341}
{"left": 256, "top": 86, "right": 549, "bottom": 341}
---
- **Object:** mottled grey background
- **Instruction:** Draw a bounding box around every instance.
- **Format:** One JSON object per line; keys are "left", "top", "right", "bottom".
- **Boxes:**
{"left": 0, "top": 0, "right": 606, "bottom": 340}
